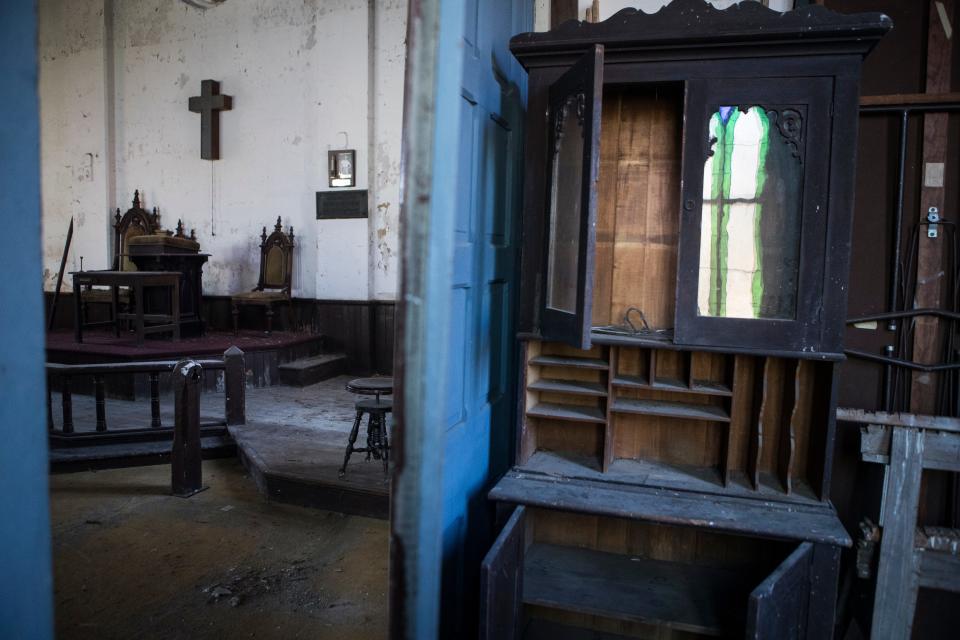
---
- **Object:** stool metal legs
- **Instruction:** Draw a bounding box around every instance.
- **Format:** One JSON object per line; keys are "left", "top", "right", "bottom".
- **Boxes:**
{"left": 339, "top": 410, "right": 364, "bottom": 478}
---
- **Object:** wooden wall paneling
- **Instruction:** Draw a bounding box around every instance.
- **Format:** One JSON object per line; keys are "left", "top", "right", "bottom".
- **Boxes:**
{"left": 778, "top": 360, "right": 800, "bottom": 494}
{"left": 550, "top": 0, "right": 578, "bottom": 29}
{"left": 535, "top": 418, "right": 604, "bottom": 462}
{"left": 911, "top": 0, "right": 955, "bottom": 414}
{"left": 592, "top": 90, "right": 622, "bottom": 326}
{"left": 652, "top": 349, "right": 689, "bottom": 387}
{"left": 603, "top": 346, "right": 618, "bottom": 471}
{"left": 728, "top": 355, "right": 756, "bottom": 484}
{"left": 610, "top": 87, "right": 682, "bottom": 330}
{"left": 533, "top": 507, "right": 599, "bottom": 549}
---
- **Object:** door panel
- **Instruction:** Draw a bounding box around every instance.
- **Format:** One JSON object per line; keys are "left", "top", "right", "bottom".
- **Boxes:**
{"left": 436, "top": 0, "right": 531, "bottom": 635}
{"left": 539, "top": 45, "right": 604, "bottom": 349}
{"left": 747, "top": 541, "right": 814, "bottom": 639}
{"left": 480, "top": 506, "right": 528, "bottom": 640}
{"left": 676, "top": 77, "right": 833, "bottom": 353}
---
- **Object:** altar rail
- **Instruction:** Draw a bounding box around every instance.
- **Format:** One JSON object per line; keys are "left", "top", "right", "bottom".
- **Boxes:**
{"left": 46, "top": 346, "right": 245, "bottom": 447}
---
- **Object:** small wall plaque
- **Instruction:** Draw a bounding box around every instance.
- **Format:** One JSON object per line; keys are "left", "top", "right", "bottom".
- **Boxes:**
{"left": 316, "top": 189, "right": 368, "bottom": 219}
{"left": 329, "top": 149, "right": 356, "bottom": 187}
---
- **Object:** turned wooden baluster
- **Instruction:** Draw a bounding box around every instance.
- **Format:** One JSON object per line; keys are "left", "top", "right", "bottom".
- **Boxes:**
{"left": 94, "top": 374, "right": 107, "bottom": 432}
{"left": 150, "top": 372, "right": 161, "bottom": 427}
{"left": 61, "top": 375, "right": 74, "bottom": 434}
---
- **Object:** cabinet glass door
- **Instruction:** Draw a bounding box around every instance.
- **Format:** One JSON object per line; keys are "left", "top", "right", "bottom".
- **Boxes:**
{"left": 540, "top": 45, "right": 603, "bottom": 349}
{"left": 676, "top": 78, "right": 832, "bottom": 352}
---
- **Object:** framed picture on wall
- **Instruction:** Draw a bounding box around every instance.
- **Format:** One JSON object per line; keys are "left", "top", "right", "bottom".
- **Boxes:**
{"left": 329, "top": 149, "right": 356, "bottom": 188}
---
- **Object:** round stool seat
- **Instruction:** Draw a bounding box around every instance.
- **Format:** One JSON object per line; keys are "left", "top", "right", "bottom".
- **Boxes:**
{"left": 346, "top": 377, "right": 394, "bottom": 396}
{"left": 354, "top": 397, "right": 393, "bottom": 412}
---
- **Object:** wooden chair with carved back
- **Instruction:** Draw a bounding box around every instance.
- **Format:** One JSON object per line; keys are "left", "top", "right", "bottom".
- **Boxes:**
{"left": 231, "top": 217, "right": 294, "bottom": 335}
{"left": 80, "top": 190, "right": 160, "bottom": 320}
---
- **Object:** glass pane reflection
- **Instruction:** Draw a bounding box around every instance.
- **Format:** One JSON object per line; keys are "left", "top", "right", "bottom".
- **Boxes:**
{"left": 697, "top": 106, "right": 802, "bottom": 320}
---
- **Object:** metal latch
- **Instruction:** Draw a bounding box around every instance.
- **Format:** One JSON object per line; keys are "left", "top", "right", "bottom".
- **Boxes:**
{"left": 927, "top": 206, "right": 940, "bottom": 238}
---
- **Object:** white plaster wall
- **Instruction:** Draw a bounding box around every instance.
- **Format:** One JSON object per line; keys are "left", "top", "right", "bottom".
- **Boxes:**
{"left": 369, "top": 0, "right": 406, "bottom": 301}
{"left": 39, "top": 1, "right": 110, "bottom": 285}
{"left": 39, "top": 0, "right": 406, "bottom": 301}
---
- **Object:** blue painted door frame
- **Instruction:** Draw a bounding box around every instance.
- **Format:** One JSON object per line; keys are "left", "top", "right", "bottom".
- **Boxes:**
{"left": 0, "top": 1, "right": 56, "bottom": 638}
{"left": 391, "top": 0, "right": 531, "bottom": 637}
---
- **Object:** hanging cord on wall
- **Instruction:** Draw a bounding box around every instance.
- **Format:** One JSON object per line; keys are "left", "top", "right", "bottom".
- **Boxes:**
{"left": 892, "top": 216, "right": 959, "bottom": 416}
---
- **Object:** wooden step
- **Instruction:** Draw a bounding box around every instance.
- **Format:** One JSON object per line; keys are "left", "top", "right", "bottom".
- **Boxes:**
{"left": 611, "top": 398, "right": 729, "bottom": 422}
{"left": 529, "top": 355, "right": 609, "bottom": 370}
{"left": 528, "top": 378, "right": 607, "bottom": 397}
{"left": 527, "top": 402, "right": 606, "bottom": 424}
{"left": 278, "top": 353, "right": 347, "bottom": 387}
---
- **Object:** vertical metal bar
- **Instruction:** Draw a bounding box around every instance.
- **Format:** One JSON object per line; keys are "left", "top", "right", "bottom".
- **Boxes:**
{"left": 888, "top": 109, "right": 910, "bottom": 332}
{"left": 61, "top": 375, "right": 73, "bottom": 434}
{"left": 150, "top": 371, "right": 161, "bottom": 428}
{"left": 94, "top": 374, "right": 106, "bottom": 432}
{"left": 172, "top": 360, "right": 204, "bottom": 497}
{"left": 883, "top": 345, "right": 895, "bottom": 412}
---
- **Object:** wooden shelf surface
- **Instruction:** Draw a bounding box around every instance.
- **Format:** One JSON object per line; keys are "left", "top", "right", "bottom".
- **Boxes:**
{"left": 530, "top": 354, "right": 609, "bottom": 370}
{"left": 612, "top": 375, "right": 732, "bottom": 397}
{"left": 529, "top": 378, "right": 608, "bottom": 397}
{"left": 611, "top": 398, "right": 730, "bottom": 422}
{"left": 519, "top": 450, "right": 821, "bottom": 507}
{"left": 490, "top": 469, "right": 852, "bottom": 546}
{"left": 522, "top": 618, "right": 632, "bottom": 640}
{"left": 524, "top": 543, "right": 746, "bottom": 636}
{"left": 528, "top": 402, "right": 606, "bottom": 424}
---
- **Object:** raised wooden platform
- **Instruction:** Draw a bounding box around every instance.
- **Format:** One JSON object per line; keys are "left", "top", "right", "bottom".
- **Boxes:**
{"left": 49, "top": 375, "right": 390, "bottom": 518}
{"left": 232, "top": 421, "right": 389, "bottom": 519}
{"left": 47, "top": 328, "right": 326, "bottom": 399}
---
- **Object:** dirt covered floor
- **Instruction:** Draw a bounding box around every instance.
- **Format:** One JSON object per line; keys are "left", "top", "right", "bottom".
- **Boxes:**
{"left": 50, "top": 458, "right": 388, "bottom": 639}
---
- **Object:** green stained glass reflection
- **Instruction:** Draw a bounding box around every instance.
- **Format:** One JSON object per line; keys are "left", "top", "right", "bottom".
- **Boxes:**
{"left": 697, "top": 106, "right": 803, "bottom": 320}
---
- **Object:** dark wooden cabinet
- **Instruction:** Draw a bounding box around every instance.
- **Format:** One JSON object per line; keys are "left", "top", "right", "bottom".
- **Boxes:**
{"left": 483, "top": 2, "right": 890, "bottom": 638}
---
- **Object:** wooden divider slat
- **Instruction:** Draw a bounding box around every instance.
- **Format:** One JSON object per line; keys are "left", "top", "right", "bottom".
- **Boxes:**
{"left": 603, "top": 346, "right": 618, "bottom": 471}
{"left": 748, "top": 358, "right": 770, "bottom": 489}
{"left": 778, "top": 361, "right": 800, "bottom": 494}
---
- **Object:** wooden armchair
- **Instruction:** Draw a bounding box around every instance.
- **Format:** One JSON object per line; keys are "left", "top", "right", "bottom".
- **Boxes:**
{"left": 231, "top": 217, "right": 294, "bottom": 335}
{"left": 80, "top": 191, "right": 160, "bottom": 318}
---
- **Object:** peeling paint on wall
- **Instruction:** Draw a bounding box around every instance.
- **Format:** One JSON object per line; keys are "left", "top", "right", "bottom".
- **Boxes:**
{"left": 39, "top": 0, "right": 406, "bottom": 300}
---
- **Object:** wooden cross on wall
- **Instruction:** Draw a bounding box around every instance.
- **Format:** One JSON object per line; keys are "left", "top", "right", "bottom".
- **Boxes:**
{"left": 188, "top": 79, "right": 232, "bottom": 160}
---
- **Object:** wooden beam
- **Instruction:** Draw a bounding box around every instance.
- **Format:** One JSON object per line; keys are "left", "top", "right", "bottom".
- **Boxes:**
{"left": 911, "top": 0, "right": 955, "bottom": 413}
{"left": 860, "top": 91, "right": 960, "bottom": 107}
{"left": 551, "top": 0, "right": 578, "bottom": 28}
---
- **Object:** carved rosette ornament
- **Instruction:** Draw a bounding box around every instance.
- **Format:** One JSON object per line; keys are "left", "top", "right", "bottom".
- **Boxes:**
{"left": 768, "top": 108, "right": 804, "bottom": 161}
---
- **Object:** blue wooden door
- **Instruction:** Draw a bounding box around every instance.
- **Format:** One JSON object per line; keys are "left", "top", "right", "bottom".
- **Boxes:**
{"left": 390, "top": 0, "right": 531, "bottom": 637}
{"left": 0, "top": 1, "right": 55, "bottom": 637}
{"left": 438, "top": 0, "right": 530, "bottom": 635}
